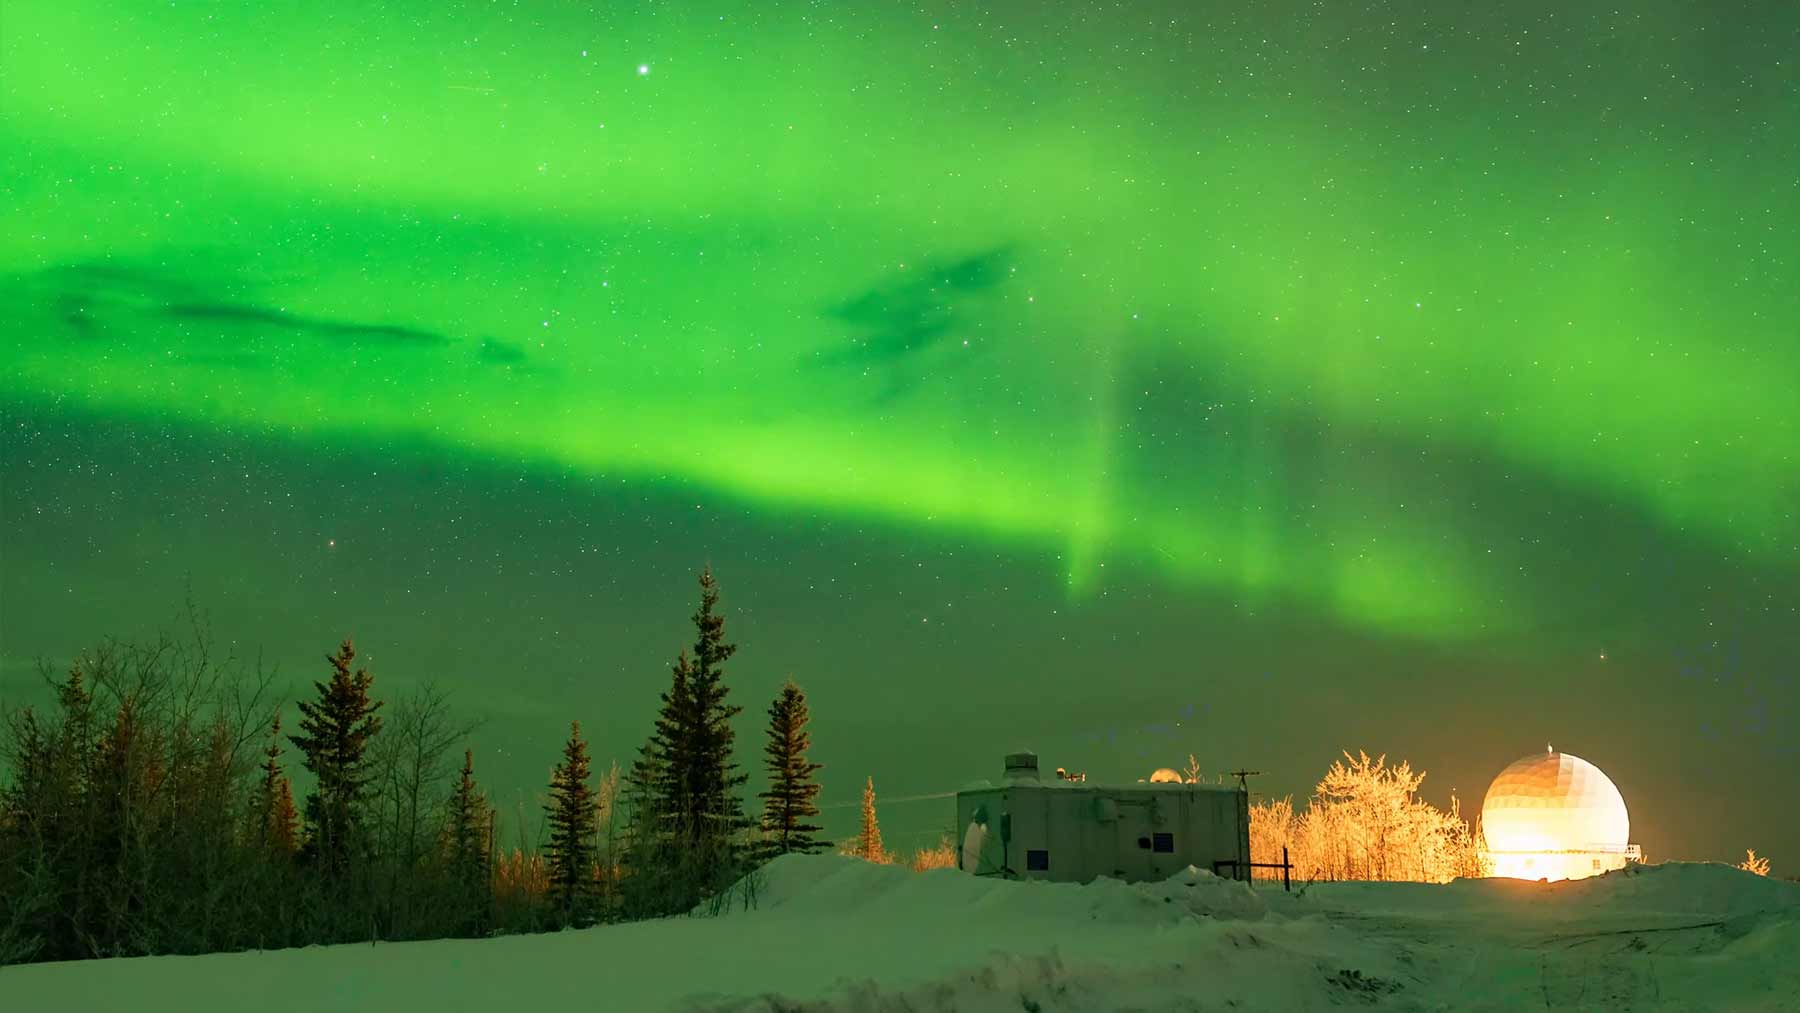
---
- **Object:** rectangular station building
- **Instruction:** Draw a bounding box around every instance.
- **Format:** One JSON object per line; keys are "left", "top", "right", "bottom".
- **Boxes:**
{"left": 955, "top": 752, "right": 1251, "bottom": 884}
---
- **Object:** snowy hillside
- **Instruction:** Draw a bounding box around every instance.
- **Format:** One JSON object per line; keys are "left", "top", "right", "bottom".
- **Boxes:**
{"left": 3, "top": 857, "right": 1795, "bottom": 1011}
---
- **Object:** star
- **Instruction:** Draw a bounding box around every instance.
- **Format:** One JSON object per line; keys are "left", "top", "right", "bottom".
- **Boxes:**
{"left": 637, "top": 63, "right": 650, "bottom": 76}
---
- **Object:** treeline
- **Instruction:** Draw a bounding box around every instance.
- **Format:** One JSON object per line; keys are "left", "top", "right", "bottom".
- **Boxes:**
{"left": 0, "top": 568, "right": 829, "bottom": 965}
{"left": 1249, "top": 750, "right": 1490, "bottom": 884}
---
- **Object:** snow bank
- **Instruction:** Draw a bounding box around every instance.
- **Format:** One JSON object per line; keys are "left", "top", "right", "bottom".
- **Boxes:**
{"left": 3, "top": 859, "right": 1792, "bottom": 1011}
{"left": 735, "top": 854, "right": 1265, "bottom": 927}
{"left": 1133, "top": 863, "right": 1269, "bottom": 922}
{"left": 1550, "top": 859, "right": 1800, "bottom": 919}
{"left": 1297, "top": 860, "right": 1800, "bottom": 927}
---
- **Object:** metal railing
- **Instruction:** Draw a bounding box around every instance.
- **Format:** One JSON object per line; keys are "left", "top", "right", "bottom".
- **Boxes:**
{"left": 1212, "top": 846, "right": 1294, "bottom": 890}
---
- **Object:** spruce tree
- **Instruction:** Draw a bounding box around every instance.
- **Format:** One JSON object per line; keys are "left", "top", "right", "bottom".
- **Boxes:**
{"left": 252, "top": 712, "right": 299, "bottom": 859}
{"left": 0, "top": 664, "right": 99, "bottom": 958}
{"left": 272, "top": 777, "right": 299, "bottom": 862}
{"left": 857, "top": 776, "right": 885, "bottom": 863}
{"left": 88, "top": 697, "right": 156, "bottom": 954}
{"left": 444, "top": 749, "right": 490, "bottom": 935}
{"left": 623, "top": 647, "right": 696, "bottom": 913}
{"left": 627, "top": 567, "right": 750, "bottom": 911}
{"left": 48, "top": 664, "right": 96, "bottom": 958}
{"left": 544, "top": 722, "right": 598, "bottom": 926}
{"left": 757, "top": 679, "right": 825, "bottom": 859}
{"left": 633, "top": 651, "right": 694, "bottom": 847}
{"left": 681, "top": 567, "right": 749, "bottom": 883}
{"left": 288, "top": 639, "right": 384, "bottom": 881}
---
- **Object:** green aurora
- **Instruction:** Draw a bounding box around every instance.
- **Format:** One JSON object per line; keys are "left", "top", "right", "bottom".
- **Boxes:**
{"left": 2, "top": 2, "right": 1796, "bottom": 860}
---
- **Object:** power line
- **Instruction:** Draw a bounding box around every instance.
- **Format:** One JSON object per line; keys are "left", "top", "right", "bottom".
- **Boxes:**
{"left": 817, "top": 789, "right": 958, "bottom": 811}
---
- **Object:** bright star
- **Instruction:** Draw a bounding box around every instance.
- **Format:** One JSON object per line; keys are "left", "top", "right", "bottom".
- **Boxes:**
{"left": 637, "top": 63, "right": 650, "bottom": 75}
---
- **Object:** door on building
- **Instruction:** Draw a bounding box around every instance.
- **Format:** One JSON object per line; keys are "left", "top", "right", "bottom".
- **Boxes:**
{"left": 1113, "top": 798, "right": 1156, "bottom": 882}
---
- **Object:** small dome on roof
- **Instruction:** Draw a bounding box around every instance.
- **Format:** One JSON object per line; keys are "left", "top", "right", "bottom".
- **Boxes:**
{"left": 1148, "top": 767, "right": 1184, "bottom": 783}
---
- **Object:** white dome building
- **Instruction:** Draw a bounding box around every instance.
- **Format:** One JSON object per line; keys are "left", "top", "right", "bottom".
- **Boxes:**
{"left": 1481, "top": 747, "right": 1640, "bottom": 881}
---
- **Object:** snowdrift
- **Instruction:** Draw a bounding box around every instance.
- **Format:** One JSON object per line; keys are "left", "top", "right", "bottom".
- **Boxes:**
{"left": 1, "top": 858, "right": 1793, "bottom": 1012}
{"left": 740, "top": 853, "right": 1268, "bottom": 926}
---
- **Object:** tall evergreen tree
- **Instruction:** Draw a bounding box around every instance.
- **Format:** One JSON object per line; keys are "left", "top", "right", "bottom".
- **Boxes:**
{"left": 85, "top": 691, "right": 149, "bottom": 953}
{"left": 680, "top": 567, "right": 750, "bottom": 878}
{"left": 45, "top": 664, "right": 97, "bottom": 958}
{"left": 623, "top": 647, "right": 701, "bottom": 915}
{"left": 757, "top": 679, "right": 825, "bottom": 859}
{"left": 288, "top": 639, "right": 384, "bottom": 881}
{"left": 252, "top": 712, "right": 299, "bottom": 859}
{"left": 857, "top": 776, "right": 885, "bottom": 863}
{"left": 2, "top": 664, "right": 94, "bottom": 959}
{"left": 626, "top": 567, "right": 750, "bottom": 911}
{"left": 544, "top": 722, "right": 598, "bottom": 925}
{"left": 631, "top": 651, "right": 694, "bottom": 848}
{"left": 444, "top": 749, "right": 491, "bottom": 935}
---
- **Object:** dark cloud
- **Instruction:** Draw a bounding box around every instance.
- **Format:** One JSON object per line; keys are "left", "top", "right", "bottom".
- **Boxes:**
{"left": 163, "top": 302, "right": 449, "bottom": 346}
{"left": 5, "top": 258, "right": 452, "bottom": 350}
{"left": 40, "top": 259, "right": 218, "bottom": 308}
{"left": 477, "top": 337, "right": 528, "bottom": 365}
{"left": 58, "top": 294, "right": 100, "bottom": 336}
{"left": 819, "top": 245, "right": 1015, "bottom": 367}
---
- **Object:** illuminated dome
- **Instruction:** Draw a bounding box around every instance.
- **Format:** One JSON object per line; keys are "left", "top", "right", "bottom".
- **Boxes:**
{"left": 1148, "top": 768, "right": 1184, "bottom": 783}
{"left": 1481, "top": 748, "right": 1633, "bottom": 881}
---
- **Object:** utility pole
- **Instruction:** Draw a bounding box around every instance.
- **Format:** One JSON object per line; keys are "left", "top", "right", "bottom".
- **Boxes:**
{"left": 1228, "top": 770, "right": 1261, "bottom": 885}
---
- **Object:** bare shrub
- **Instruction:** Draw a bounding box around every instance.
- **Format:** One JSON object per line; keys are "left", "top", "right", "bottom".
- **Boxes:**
{"left": 909, "top": 836, "right": 957, "bottom": 872}
{"left": 368, "top": 682, "right": 480, "bottom": 939}
{"left": 1738, "top": 849, "right": 1771, "bottom": 877}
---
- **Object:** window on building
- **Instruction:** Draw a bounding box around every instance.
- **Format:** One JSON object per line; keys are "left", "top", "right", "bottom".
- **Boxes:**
{"left": 1153, "top": 832, "right": 1174, "bottom": 853}
{"left": 1026, "top": 849, "right": 1049, "bottom": 871}
{"left": 1136, "top": 836, "right": 1152, "bottom": 850}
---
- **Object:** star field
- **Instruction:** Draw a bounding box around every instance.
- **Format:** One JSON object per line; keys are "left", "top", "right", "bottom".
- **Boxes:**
{"left": 1, "top": 1, "right": 1796, "bottom": 862}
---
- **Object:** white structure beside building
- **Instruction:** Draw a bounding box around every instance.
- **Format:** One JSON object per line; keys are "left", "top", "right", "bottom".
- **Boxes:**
{"left": 955, "top": 752, "right": 1251, "bottom": 884}
{"left": 1481, "top": 747, "right": 1642, "bottom": 882}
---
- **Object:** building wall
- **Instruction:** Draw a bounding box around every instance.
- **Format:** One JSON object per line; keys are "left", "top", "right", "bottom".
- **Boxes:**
{"left": 955, "top": 783, "right": 1248, "bottom": 884}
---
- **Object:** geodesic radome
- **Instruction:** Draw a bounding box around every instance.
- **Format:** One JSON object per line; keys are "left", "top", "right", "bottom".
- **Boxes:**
{"left": 1481, "top": 749, "right": 1630, "bottom": 879}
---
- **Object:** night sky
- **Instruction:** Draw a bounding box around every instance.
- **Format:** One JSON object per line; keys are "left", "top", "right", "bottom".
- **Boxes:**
{"left": 2, "top": 2, "right": 1796, "bottom": 863}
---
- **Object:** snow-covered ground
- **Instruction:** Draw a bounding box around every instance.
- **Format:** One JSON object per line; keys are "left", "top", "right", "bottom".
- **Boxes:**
{"left": 3, "top": 857, "right": 1794, "bottom": 1011}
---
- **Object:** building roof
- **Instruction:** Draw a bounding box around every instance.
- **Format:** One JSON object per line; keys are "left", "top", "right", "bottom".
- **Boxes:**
{"left": 959, "top": 777, "right": 1240, "bottom": 795}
